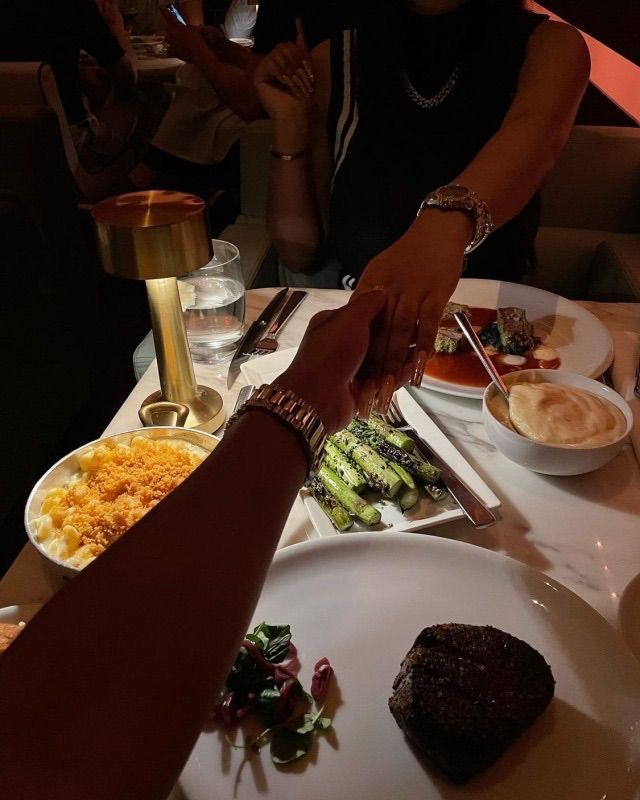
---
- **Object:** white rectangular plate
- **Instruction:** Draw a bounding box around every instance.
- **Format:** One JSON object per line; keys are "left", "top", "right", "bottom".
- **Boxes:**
{"left": 241, "top": 348, "right": 501, "bottom": 535}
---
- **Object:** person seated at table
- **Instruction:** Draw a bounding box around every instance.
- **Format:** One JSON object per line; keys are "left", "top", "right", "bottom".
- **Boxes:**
{"left": 128, "top": 0, "right": 362, "bottom": 194}
{"left": 0, "top": 0, "right": 138, "bottom": 161}
{"left": 0, "top": 290, "right": 384, "bottom": 800}
{"left": 255, "top": 0, "right": 590, "bottom": 410}
{"left": 128, "top": 2, "right": 258, "bottom": 198}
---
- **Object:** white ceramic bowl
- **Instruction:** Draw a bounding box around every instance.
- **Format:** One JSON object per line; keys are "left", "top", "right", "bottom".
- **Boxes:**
{"left": 24, "top": 427, "right": 218, "bottom": 575}
{"left": 482, "top": 369, "right": 632, "bottom": 476}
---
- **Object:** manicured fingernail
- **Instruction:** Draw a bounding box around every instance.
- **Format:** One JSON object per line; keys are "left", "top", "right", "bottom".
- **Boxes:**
{"left": 303, "top": 60, "right": 314, "bottom": 79}
{"left": 358, "top": 380, "right": 377, "bottom": 421}
{"left": 376, "top": 374, "right": 396, "bottom": 415}
{"left": 411, "top": 351, "right": 428, "bottom": 387}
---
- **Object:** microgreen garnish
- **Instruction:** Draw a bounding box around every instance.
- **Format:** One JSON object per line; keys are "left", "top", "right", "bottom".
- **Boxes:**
{"left": 212, "top": 622, "right": 335, "bottom": 766}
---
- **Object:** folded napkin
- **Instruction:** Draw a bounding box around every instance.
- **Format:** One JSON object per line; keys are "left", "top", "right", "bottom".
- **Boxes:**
{"left": 610, "top": 331, "right": 640, "bottom": 464}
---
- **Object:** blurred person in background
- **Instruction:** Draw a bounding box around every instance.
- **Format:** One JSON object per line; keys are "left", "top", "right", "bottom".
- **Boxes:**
{"left": 128, "top": 0, "right": 362, "bottom": 195}
{"left": 128, "top": 3, "right": 258, "bottom": 197}
{"left": 0, "top": 0, "right": 138, "bottom": 161}
{"left": 255, "top": 0, "right": 590, "bottom": 412}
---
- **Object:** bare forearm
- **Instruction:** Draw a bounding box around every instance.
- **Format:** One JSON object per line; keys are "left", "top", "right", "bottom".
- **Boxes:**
{"left": 456, "top": 115, "right": 571, "bottom": 228}
{"left": 457, "top": 22, "right": 588, "bottom": 229}
{"left": 267, "top": 116, "right": 323, "bottom": 271}
{"left": 0, "top": 410, "right": 307, "bottom": 800}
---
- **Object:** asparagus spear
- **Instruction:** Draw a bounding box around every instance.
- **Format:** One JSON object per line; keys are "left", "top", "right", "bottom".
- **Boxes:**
{"left": 308, "top": 477, "right": 353, "bottom": 532}
{"left": 347, "top": 419, "right": 440, "bottom": 483}
{"left": 399, "top": 486, "right": 419, "bottom": 511}
{"left": 368, "top": 415, "right": 414, "bottom": 451}
{"left": 323, "top": 442, "right": 367, "bottom": 493}
{"left": 330, "top": 430, "right": 403, "bottom": 498}
{"left": 424, "top": 481, "right": 448, "bottom": 502}
{"left": 390, "top": 462, "right": 416, "bottom": 490}
{"left": 318, "top": 465, "right": 381, "bottom": 526}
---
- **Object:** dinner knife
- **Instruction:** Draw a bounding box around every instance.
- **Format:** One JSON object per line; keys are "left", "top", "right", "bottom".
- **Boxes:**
{"left": 388, "top": 399, "right": 498, "bottom": 529}
{"left": 405, "top": 429, "right": 498, "bottom": 528}
{"left": 227, "top": 288, "right": 289, "bottom": 389}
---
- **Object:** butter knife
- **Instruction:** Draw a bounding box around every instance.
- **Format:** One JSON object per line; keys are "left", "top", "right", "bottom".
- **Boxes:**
{"left": 227, "top": 288, "right": 288, "bottom": 389}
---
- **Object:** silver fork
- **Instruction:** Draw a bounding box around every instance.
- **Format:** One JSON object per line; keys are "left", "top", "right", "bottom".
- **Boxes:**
{"left": 385, "top": 397, "right": 498, "bottom": 529}
{"left": 253, "top": 290, "right": 307, "bottom": 355}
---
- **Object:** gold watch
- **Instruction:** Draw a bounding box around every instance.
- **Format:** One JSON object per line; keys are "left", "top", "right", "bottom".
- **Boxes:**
{"left": 417, "top": 183, "right": 494, "bottom": 254}
{"left": 226, "top": 383, "right": 327, "bottom": 476}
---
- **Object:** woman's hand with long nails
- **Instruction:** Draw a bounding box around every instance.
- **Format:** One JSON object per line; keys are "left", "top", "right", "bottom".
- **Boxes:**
{"left": 278, "top": 290, "right": 386, "bottom": 433}
{"left": 352, "top": 209, "right": 473, "bottom": 415}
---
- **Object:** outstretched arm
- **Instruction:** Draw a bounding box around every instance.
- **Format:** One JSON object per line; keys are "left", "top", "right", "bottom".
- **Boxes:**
{"left": 0, "top": 291, "right": 384, "bottom": 800}
{"left": 354, "top": 21, "right": 590, "bottom": 412}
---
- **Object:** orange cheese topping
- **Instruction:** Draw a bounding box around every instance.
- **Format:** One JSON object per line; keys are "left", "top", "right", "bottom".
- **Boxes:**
{"left": 39, "top": 437, "right": 206, "bottom": 562}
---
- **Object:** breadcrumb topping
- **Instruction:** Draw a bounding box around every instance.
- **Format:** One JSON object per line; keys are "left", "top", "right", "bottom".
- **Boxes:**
{"left": 36, "top": 437, "right": 206, "bottom": 566}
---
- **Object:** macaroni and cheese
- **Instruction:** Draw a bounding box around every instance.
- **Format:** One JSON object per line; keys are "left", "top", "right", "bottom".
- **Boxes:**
{"left": 33, "top": 436, "right": 207, "bottom": 569}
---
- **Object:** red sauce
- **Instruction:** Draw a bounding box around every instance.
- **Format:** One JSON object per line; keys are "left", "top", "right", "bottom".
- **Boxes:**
{"left": 425, "top": 307, "right": 561, "bottom": 388}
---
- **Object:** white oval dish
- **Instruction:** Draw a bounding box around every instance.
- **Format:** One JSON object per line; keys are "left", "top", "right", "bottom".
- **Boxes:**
{"left": 24, "top": 427, "right": 218, "bottom": 575}
{"left": 421, "top": 279, "right": 614, "bottom": 399}
{"left": 483, "top": 370, "right": 632, "bottom": 475}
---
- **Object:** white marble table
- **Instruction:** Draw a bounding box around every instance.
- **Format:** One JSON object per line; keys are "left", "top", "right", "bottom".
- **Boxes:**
{"left": 1, "top": 289, "right": 639, "bottom": 638}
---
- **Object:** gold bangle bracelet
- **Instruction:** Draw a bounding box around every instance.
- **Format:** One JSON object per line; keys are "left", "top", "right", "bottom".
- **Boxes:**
{"left": 270, "top": 148, "right": 307, "bottom": 161}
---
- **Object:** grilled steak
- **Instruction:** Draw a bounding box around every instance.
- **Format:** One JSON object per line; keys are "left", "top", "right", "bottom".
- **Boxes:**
{"left": 388, "top": 624, "right": 554, "bottom": 783}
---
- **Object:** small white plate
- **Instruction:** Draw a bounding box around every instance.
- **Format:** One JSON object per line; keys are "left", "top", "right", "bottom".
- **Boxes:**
{"left": 180, "top": 534, "right": 640, "bottom": 800}
{"left": 422, "top": 279, "right": 614, "bottom": 399}
{"left": 241, "top": 350, "right": 500, "bottom": 535}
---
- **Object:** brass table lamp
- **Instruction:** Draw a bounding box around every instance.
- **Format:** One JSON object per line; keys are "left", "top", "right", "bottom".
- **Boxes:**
{"left": 92, "top": 190, "right": 224, "bottom": 432}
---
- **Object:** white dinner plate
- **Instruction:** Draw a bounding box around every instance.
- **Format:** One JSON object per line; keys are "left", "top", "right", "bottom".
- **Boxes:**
{"left": 619, "top": 572, "right": 640, "bottom": 664}
{"left": 180, "top": 534, "right": 640, "bottom": 800}
{"left": 422, "top": 279, "right": 614, "bottom": 399}
{"left": 241, "top": 350, "right": 500, "bottom": 535}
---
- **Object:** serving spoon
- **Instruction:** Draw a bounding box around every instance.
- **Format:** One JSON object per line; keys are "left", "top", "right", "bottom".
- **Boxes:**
{"left": 453, "top": 311, "right": 510, "bottom": 402}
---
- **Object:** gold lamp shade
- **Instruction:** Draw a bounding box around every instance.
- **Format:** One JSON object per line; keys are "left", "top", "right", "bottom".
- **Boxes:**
{"left": 91, "top": 191, "right": 224, "bottom": 433}
{"left": 92, "top": 190, "right": 212, "bottom": 280}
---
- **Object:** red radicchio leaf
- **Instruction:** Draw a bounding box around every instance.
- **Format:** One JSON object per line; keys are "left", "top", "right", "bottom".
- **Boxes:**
{"left": 242, "top": 639, "right": 276, "bottom": 674}
{"left": 220, "top": 692, "right": 252, "bottom": 727}
{"left": 274, "top": 677, "right": 309, "bottom": 724}
{"left": 310, "top": 658, "right": 333, "bottom": 705}
{"left": 273, "top": 641, "right": 301, "bottom": 685}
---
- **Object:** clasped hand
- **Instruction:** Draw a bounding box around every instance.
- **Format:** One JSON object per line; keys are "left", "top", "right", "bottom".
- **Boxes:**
{"left": 253, "top": 33, "right": 314, "bottom": 121}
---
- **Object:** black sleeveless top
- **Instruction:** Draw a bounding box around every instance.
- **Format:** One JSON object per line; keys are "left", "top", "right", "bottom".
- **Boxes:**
{"left": 323, "top": 3, "right": 548, "bottom": 289}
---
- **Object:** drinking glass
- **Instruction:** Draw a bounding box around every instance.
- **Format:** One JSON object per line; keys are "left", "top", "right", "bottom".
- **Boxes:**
{"left": 178, "top": 240, "right": 245, "bottom": 363}
{"left": 118, "top": 0, "right": 139, "bottom": 32}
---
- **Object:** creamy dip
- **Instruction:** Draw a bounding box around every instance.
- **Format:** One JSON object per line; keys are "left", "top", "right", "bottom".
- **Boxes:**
{"left": 506, "top": 382, "right": 627, "bottom": 447}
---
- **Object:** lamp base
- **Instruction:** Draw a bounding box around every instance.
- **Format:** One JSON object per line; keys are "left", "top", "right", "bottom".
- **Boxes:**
{"left": 139, "top": 386, "right": 225, "bottom": 433}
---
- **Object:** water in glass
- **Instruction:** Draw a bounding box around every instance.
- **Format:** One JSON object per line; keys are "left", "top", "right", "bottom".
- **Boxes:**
{"left": 180, "top": 240, "right": 245, "bottom": 363}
